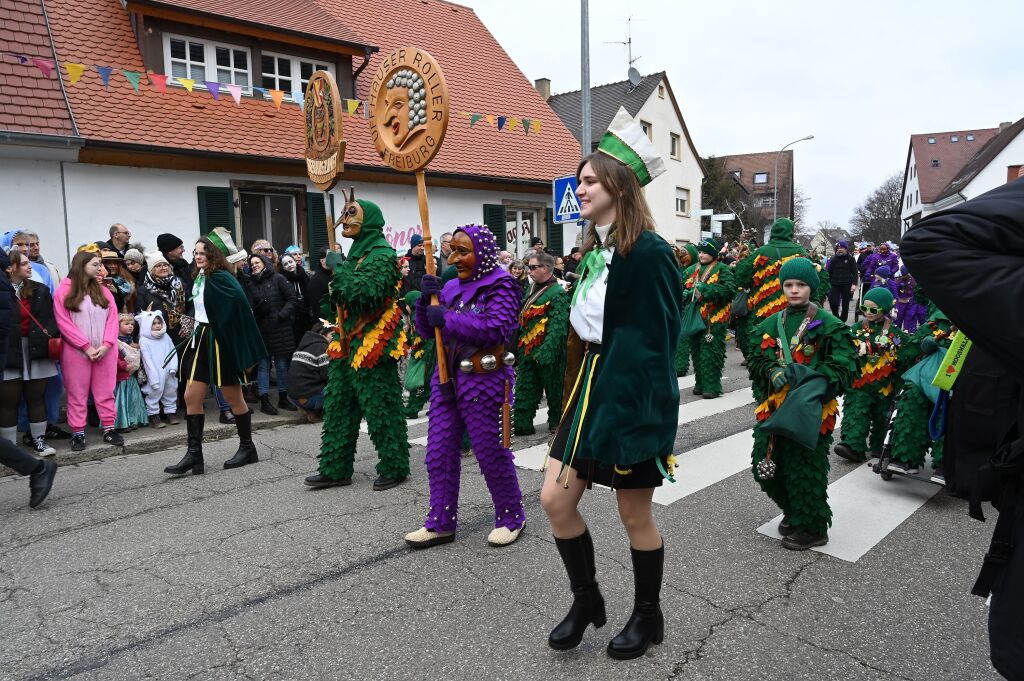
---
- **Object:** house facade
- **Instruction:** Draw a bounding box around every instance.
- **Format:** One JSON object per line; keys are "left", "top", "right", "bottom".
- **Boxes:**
{"left": 0, "top": 0, "right": 582, "bottom": 272}
{"left": 719, "top": 150, "right": 795, "bottom": 226}
{"left": 545, "top": 72, "right": 706, "bottom": 245}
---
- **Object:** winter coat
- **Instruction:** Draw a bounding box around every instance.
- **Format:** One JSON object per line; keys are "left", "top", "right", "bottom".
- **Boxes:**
{"left": 404, "top": 250, "right": 444, "bottom": 294}
{"left": 170, "top": 256, "right": 193, "bottom": 293}
{"left": 306, "top": 249, "right": 332, "bottom": 320}
{"left": 0, "top": 251, "right": 11, "bottom": 369}
{"left": 280, "top": 266, "right": 311, "bottom": 341}
{"left": 244, "top": 256, "right": 297, "bottom": 354}
{"left": 5, "top": 281, "right": 59, "bottom": 369}
{"left": 825, "top": 252, "right": 859, "bottom": 286}
{"left": 288, "top": 329, "right": 328, "bottom": 400}
{"left": 135, "top": 308, "right": 177, "bottom": 392}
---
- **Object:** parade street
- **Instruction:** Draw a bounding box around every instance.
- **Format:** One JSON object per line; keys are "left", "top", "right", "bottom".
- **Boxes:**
{"left": 0, "top": 348, "right": 998, "bottom": 681}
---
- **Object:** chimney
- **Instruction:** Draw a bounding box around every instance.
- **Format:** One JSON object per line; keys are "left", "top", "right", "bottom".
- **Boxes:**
{"left": 534, "top": 78, "right": 551, "bottom": 100}
{"left": 1009, "top": 165, "right": 1023, "bottom": 183}
{"left": 999, "top": 121, "right": 1012, "bottom": 132}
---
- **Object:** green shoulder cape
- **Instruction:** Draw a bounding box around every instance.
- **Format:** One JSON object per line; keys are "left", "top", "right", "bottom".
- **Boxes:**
{"left": 204, "top": 270, "right": 267, "bottom": 373}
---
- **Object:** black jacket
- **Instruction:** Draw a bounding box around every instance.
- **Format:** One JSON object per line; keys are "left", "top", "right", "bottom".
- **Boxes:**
{"left": 307, "top": 247, "right": 332, "bottom": 320}
{"left": 0, "top": 251, "right": 11, "bottom": 369}
{"left": 244, "top": 256, "right": 297, "bottom": 354}
{"left": 825, "top": 252, "right": 859, "bottom": 286}
{"left": 5, "top": 281, "right": 59, "bottom": 369}
{"left": 404, "top": 250, "right": 443, "bottom": 294}
{"left": 281, "top": 266, "right": 312, "bottom": 341}
{"left": 288, "top": 329, "right": 328, "bottom": 400}
{"left": 170, "top": 256, "right": 193, "bottom": 293}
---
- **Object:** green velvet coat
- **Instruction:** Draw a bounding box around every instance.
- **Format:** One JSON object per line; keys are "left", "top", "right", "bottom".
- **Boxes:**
{"left": 203, "top": 270, "right": 267, "bottom": 374}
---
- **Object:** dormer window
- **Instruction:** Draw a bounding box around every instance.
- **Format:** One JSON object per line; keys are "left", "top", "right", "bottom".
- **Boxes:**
{"left": 967, "top": 134, "right": 975, "bottom": 141}
{"left": 927, "top": 137, "right": 936, "bottom": 144}
{"left": 165, "top": 34, "right": 250, "bottom": 89}
{"left": 262, "top": 52, "right": 335, "bottom": 98}
{"left": 951, "top": 135, "right": 959, "bottom": 142}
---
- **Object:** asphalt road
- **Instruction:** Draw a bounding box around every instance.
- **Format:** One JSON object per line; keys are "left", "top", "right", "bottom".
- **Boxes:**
{"left": 0, "top": 346, "right": 1001, "bottom": 680}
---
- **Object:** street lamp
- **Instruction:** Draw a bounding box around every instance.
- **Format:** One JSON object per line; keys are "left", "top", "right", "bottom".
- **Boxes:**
{"left": 773, "top": 135, "right": 814, "bottom": 222}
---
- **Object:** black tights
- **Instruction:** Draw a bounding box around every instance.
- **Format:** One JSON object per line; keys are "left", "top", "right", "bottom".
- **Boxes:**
{"left": 0, "top": 378, "right": 47, "bottom": 427}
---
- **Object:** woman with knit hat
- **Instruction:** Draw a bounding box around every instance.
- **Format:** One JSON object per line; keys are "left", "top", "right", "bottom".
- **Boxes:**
{"left": 833, "top": 287, "right": 913, "bottom": 464}
{"left": 748, "top": 257, "right": 857, "bottom": 550}
{"left": 680, "top": 237, "right": 736, "bottom": 399}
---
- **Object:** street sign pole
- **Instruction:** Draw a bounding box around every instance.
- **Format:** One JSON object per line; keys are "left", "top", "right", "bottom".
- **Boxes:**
{"left": 581, "top": 0, "right": 591, "bottom": 160}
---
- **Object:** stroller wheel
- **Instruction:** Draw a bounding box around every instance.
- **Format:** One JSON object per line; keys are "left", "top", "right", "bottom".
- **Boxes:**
{"left": 881, "top": 471, "right": 894, "bottom": 481}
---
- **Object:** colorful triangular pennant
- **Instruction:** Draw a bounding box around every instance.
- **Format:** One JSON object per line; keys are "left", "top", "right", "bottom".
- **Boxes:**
{"left": 63, "top": 62, "right": 85, "bottom": 85}
{"left": 95, "top": 65, "right": 113, "bottom": 89}
{"left": 292, "top": 90, "right": 304, "bottom": 109}
{"left": 31, "top": 57, "right": 55, "bottom": 78}
{"left": 532, "top": 120, "right": 541, "bottom": 134}
{"left": 148, "top": 73, "right": 168, "bottom": 93}
{"left": 346, "top": 98, "right": 360, "bottom": 115}
{"left": 522, "top": 118, "right": 532, "bottom": 135}
{"left": 204, "top": 81, "right": 220, "bottom": 100}
{"left": 484, "top": 114, "right": 497, "bottom": 127}
{"left": 497, "top": 116, "right": 507, "bottom": 131}
{"left": 269, "top": 89, "right": 284, "bottom": 109}
{"left": 470, "top": 113, "right": 483, "bottom": 127}
{"left": 176, "top": 77, "right": 195, "bottom": 92}
{"left": 225, "top": 83, "right": 242, "bottom": 105}
{"left": 121, "top": 70, "right": 141, "bottom": 94}
{"left": 507, "top": 118, "right": 519, "bottom": 131}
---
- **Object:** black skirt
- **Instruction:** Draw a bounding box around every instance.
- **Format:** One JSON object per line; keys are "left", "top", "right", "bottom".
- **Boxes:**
{"left": 179, "top": 323, "right": 250, "bottom": 387}
{"left": 549, "top": 343, "right": 669, "bottom": 490}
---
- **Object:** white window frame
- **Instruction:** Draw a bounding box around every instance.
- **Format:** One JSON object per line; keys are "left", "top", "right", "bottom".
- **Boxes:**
{"left": 966, "top": 134, "right": 975, "bottom": 141}
{"left": 675, "top": 187, "right": 690, "bottom": 216}
{"left": 640, "top": 120, "right": 653, "bottom": 141}
{"left": 670, "top": 133, "right": 681, "bottom": 160}
{"left": 951, "top": 135, "right": 959, "bottom": 143}
{"left": 260, "top": 51, "right": 335, "bottom": 100}
{"left": 164, "top": 33, "right": 252, "bottom": 92}
{"left": 753, "top": 171, "right": 769, "bottom": 185}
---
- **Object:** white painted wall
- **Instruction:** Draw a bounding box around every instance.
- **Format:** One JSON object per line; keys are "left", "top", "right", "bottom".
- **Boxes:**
{"left": 963, "top": 132, "right": 1024, "bottom": 200}
{"left": 0, "top": 158, "right": 72, "bottom": 273}
{"left": 634, "top": 78, "right": 705, "bottom": 244}
{"left": 900, "top": 147, "right": 922, "bottom": 228}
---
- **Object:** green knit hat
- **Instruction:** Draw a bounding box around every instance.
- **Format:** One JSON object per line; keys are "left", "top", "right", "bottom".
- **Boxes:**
{"left": 356, "top": 199, "right": 385, "bottom": 232}
{"left": 683, "top": 243, "right": 699, "bottom": 264}
{"left": 404, "top": 290, "right": 421, "bottom": 307}
{"left": 697, "top": 238, "right": 719, "bottom": 257}
{"left": 778, "top": 257, "right": 819, "bottom": 289}
{"left": 863, "top": 287, "right": 894, "bottom": 312}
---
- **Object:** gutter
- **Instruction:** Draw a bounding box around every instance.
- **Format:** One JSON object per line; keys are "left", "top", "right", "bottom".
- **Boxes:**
{"left": 0, "top": 130, "right": 84, "bottom": 148}
{"left": 38, "top": 0, "right": 79, "bottom": 136}
{"left": 351, "top": 47, "right": 373, "bottom": 99}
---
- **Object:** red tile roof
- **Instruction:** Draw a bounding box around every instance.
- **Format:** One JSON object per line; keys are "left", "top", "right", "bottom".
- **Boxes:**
{"left": 0, "top": 0, "right": 75, "bottom": 136}
{"left": 907, "top": 128, "right": 999, "bottom": 203}
{"left": 27, "top": 0, "right": 579, "bottom": 185}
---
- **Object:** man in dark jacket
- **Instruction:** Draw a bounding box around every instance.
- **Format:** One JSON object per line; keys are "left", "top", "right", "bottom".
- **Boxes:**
{"left": 157, "top": 233, "right": 193, "bottom": 293}
{"left": 288, "top": 322, "right": 330, "bottom": 421}
{"left": 901, "top": 177, "right": 1024, "bottom": 680}
{"left": 0, "top": 249, "right": 57, "bottom": 508}
{"left": 825, "top": 240, "right": 859, "bottom": 322}
{"left": 404, "top": 234, "right": 442, "bottom": 293}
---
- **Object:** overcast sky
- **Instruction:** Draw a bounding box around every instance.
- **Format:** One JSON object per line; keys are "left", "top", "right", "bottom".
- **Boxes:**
{"left": 460, "top": 0, "right": 1024, "bottom": 229}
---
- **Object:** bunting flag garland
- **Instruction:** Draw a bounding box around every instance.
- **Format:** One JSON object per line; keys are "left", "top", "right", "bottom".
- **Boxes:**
{"left": 507, "top": 118, "right": 519, "bottom": 131}
{"left": 204, "top": 81, "right": 220, "bottom": 100}
{"left": 484, "top": 114, "right": 496, "bottom": 127}
{"left": 177, "top": 77, "right": 195, "bottom": 92}
{"left": 470, "top": 113, "right": 483, "bottom": 127}
{"left": 95, "top": 65, "right": 113, "bottom": 88}
{"left": 292, "top": 90, "right": 304, "bottom": 109}
{"left": 64, "top": 62, "right": 85, "bottom": 85}
{"left": 497, "top": 115, "right": 506, "bottom": 131}
{"left": 269, "top": 89, "right": 285, "bottom": 110}
{"left": 346, "top": 98, "right": 360, "bottom": 115}
{"left": 31, "top": 57, "right": 55, "bottom": 78}
{"left": 522, "top": 118, "right": 532, "bottom": 135}
{"left": 225, "top": 83, "right": 242, "bottom": 105}
{"left": 148, "top": 72, "right": 168, "bottom": 93}
{"left": 121, "top": 70, "right": 141, "bottom": 94}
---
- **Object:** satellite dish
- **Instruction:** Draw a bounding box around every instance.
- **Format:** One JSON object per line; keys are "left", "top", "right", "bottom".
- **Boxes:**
{"left": 627, "top": 67, "right": 642, "bottom": 87}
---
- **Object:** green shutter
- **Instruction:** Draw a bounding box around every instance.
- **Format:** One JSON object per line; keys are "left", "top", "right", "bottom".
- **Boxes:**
{"left": 306, "top": 192, "right": 329, "bottom": 257}
{"left": 197, "top": 186, "right": 235, "bottom": 237}
{"left": 545, "top": 207, "right": 564, "bottom": 255}
{"left": 483, "top": 204, "right": 507, "bottom": 250}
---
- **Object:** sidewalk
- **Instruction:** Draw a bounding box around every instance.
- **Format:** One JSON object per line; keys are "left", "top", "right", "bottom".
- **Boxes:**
{"left": 1, "top": 398, "right": 307, "bottom": 476}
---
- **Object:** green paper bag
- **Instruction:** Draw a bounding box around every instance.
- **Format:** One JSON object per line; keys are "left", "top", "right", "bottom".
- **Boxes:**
{"left": 680, "top": 302, "right": 707, "bottom": 338}
{"left": 758, "top": 363, "right": 829, "bottom": 450}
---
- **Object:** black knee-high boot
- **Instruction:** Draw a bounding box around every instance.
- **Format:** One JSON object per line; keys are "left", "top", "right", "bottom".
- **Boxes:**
{"left": 549, "top": 529, "right": 607, "bottom": 650}
{"left": 224, "top": 410, "right": 259, "bottom": 469}
{"left": 165, "top": 414, "right": 205, "bottom": 475}
{"left": 607, "top": 543, "right": 665, "bottom": 659}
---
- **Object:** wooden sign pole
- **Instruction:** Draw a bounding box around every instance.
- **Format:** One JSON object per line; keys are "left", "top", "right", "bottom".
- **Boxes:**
{"left": 416, "top": 170, "right": 449, "bottom": 383}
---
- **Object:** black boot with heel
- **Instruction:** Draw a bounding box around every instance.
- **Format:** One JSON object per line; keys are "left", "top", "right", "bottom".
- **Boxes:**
{"left": 164, "top": 414, "right": 205, "bottom": 476}
{"left": 607, "top": 543, "right": 665, "bottom": 660}
{"left": 224, "top": 411, "right": 259, "bottom": 469}
{"left": 549, "top": 529, "right": 607, "bottom": 650}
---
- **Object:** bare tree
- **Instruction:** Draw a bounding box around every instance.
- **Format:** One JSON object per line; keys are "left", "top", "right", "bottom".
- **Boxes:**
{"left": 793, "top": 185, "right": 810, "bottom": 231}
{"left": 849, "top": 173, "right": 904, "bottom": 244}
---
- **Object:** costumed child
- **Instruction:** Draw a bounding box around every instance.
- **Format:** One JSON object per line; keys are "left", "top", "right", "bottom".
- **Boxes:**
{"left": 674, "top": 242, "right": 698, "bottom": 377}
{"left": 114, "top": 313, "right": 148, "bottom": 432}
{"left": 681, "top": 238, "right": 736, "bottom": 399}
{"left": 870, "top": 265, "right": 897, "bottom": 296}
{"left": 893, "top": 266, "right": 927, "bottom": 333}
{"left": 833, "top": 288, "right": 912, "bottom": 463}
{"left": 136, "top": 308, "right": 179, "bottom": 429}
{"left": 749, "top": 258, "right": 857, "bottom": 550}
{"left": 885, "top": 308, "right": 954, "bottom": 477}
{"left": 404, "top": 224, "right": 525, "bottom": 549}
{"left": 402, "top": 290, "right": 436, "bottom": 419}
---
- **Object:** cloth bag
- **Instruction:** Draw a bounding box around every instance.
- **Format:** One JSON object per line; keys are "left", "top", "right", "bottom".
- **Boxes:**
{"left": 903, "top": 350, "right": 944, "bottom": 404}
{"left": 680, "top": 302, "right": 706, "bottom": 338}
{"left": 731, "top": 290, "right": 750, "bottom": 318}
{"left": 404, "top": 353, "right": 428, "bottom": 392}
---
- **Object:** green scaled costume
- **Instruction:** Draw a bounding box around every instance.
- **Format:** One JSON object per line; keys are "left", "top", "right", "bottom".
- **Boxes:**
{"left": 809, "top": 253, "right": 831, "bottom": 306}
{"left": 681, "top": 239, "right": 736, "bottom": 397}
{"left": 835, "top": 288, "right": 914, "bottom": 462}
{"left": 514, "top": 278, "right": 569, "bottom": 435}
{"left": 888, "top": 309, "right": 954, "bottom": 471}
{"left": 733, "top": 250, "right": 756, "bottom": 363}
{"left": 317, "top": 199, "right": 410, "bottom": 483}
{"left": 749, "top": 259, "right": 857, "bottom": 539}
{"left": 402, "top": 291, "right": 436, "bottom": 419}
{"left": 675, "top": 242, "right": 700, "bottom": 377}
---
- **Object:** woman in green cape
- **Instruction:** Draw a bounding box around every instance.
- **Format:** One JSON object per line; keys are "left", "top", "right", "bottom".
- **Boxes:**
{"left": 165, "top": 232, "right": 267, "bottom": 476}
{"left": 540, "top": 108, "right": 682, "bottom": 660}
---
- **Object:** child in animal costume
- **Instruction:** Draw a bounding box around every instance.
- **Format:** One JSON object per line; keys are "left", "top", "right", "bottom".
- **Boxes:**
{"left": 136, "top": 309, "right": 178, "bottom": 428}
{"left": 303, "top": 194, "right": 411, "bottom": 492}
{"left": 833, "top": 288, "right": 913, "bottom": 463}
{"left": 404, "top": 225, "right": 525, "bottom": 549}
{"left": 749, "top": 257, "right": 857, "bottom": 550}
{"left": 681, "top": 238, "right": 736, "bottom": 398}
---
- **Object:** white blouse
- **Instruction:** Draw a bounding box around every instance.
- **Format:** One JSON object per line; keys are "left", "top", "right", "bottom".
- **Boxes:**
{"left": 193, "top": 276, "right": 209, "bottom": 323}
{"left": 569, "top": 224, "right": 614, "bottom": 344}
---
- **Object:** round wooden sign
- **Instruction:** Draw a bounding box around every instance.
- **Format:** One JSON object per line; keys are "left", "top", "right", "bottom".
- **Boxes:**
{"left": 304, "top": 71, "right": 345, "bottom": 191}
{"left": 369, "top": 47, "right": 449, "bottom": 173}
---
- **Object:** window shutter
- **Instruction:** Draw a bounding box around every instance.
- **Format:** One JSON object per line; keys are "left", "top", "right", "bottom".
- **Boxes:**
{"left": 197, "top": 187, "right": 235, "bottom": 237}
{"left": 545, "top": 207, "right": 564, "bottom": 255}
{"left": 306, "top": 192, "right": 329, "bottom": 257}
{"left": 483, "top": 204, "right": 506, "bottom": 250}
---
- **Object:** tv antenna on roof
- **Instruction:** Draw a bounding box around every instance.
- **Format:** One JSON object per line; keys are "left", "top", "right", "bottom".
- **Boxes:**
{"left": 606, "top": 17, "right": 642, "bottom": 89}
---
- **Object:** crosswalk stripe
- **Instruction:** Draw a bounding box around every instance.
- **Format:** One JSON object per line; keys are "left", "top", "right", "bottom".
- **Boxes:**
{"left": 756, "top": 462, "right": 940, "bottom": 562}
{"left": 653, "top": 430, "right": 753, "bottom": 505}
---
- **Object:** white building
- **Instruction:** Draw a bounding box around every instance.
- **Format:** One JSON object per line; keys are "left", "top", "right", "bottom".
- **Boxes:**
{"left": 899, "top": 120, "right": 1024, "bottom": 234}
{"left": 545, "top": 72, "right": 707, "bottom": 245}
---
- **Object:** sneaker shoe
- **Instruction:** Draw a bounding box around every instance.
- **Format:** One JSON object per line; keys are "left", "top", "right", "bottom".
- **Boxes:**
{"left": 45, "top": 424, "right": 72, "bottom": 440}
{"left": 930, "top": 473, "right": 945, "bottom": 485}
{"left": 71, "top": 434, "right": 86, "bottom": 452}
{"left": 886, "top": 460, "right": 908, "bottom": 474}
{"left": 22, "top": 431, "right": 34, "bottom": 447}
{"left": 833, "top": 443, "right": 866, "bottom": 463}
{"left": 103, "top": 430, "right": 125, "bottom": 446}
{"left": 781, "top": 529, "right": 828, "bottom": 551}
{"left": 31, "top": 436, "right": 56, "bottom": 457}
{"left": 167, "top": 412, "right": 181, "bottom": 426}
{"left": 259, "top": 395, "right": 279, "bottom": 416}
{"left": 149, "top": 415, "right": 165, "bottom": 429}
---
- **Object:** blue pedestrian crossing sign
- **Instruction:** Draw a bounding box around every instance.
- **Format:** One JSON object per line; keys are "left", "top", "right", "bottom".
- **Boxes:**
{"left": 552, "top": 175, "right": 581, "bottom": 224}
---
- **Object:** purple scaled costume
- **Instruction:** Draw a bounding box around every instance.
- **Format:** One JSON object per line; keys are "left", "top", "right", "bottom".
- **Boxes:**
{"left": 893, "top": 272, "right": 926, "bottom": 333}
{"left": 863, "top": 250, "right": 899, "bottom": 280}
{"left": 415, "top": 225, "right": 525, "bottom": 534}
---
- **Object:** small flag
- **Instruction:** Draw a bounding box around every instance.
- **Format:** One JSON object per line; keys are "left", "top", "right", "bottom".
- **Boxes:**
{"left": 31, "top": 57, "right": 55, "bottom": 78}
{"left": 292, "top": 90, "right": 304, "bottom": 109}
{"left": 522, "top": 118, "right": 532, "bottom": 135}
{"left": 148, "top": 73, "right": 168, "bottom": 93}
{"left": 346, "top": 98, "right": 360, "bottom": 115}
{"left": 121, "top": 70, "right": 141, "bottom": 94}
{"left": 532, "top": 120, "right": 541, "bottom": 134}
{"left": 458, "top": 111, "right": 470, "bottom": 118}
{"left": 204, "top": 81, "right": 220, "bottom": 100}
{"left": 177, "top": 77, "right": 195, "bottom": 92}
{"left": 269, "top": 89, "right": 284, "bottom": 109}
{"left": 485, "top": 114, "right": 497, "bottom": 127}
{"left": 470, "top": 113, "right": 483, "bottom": 127}
{"left": 507, "top": 118, "right": 519, "bottom": 131}
{"left": 225, "top": 83, "right": 242, "bottom": 105}
{"left": 497, "top": 116, "right": 507, "bottom": 131}
{"left": 64, "top": 62, "right": 86, "bottom": 85}
{"left": 252, "top": 87, "right": 267, "bottom": 98}
{"left": 16, "top": 54, "right": 29, "bottom": 65}
{"left": 95, "top": 65, "right": 113, "bottom": 89}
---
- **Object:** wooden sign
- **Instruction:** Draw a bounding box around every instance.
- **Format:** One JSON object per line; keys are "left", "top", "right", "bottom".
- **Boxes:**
{"left": 368, "top": 47, "right": 449, "bottom": 172}
{"left": 304, "top": 71, "right": 345, "bottom": 191}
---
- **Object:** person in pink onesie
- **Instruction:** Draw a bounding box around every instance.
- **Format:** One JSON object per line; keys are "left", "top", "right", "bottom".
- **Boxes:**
{"left": 53, "top": 250, "right": 123, "bottom": 451}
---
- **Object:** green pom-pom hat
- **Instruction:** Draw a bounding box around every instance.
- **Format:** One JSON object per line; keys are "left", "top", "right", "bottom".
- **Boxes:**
{"left": 778, "top": 257, "right": 820, "bottom": 290}
{"left": 863, "top": 287, "right": 894, "bottom": 312}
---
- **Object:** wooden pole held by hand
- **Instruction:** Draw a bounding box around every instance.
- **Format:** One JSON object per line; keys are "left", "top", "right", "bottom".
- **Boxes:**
{"left": 416, "top": 170, "right": 449, "bottom": 384}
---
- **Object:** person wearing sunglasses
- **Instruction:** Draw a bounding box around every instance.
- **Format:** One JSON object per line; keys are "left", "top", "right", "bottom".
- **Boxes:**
{"left": 681, "top": 238, "right": 736, "bottom": 400}
{"left": 834, "top": 288, "right": 911, "bottom": 464}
